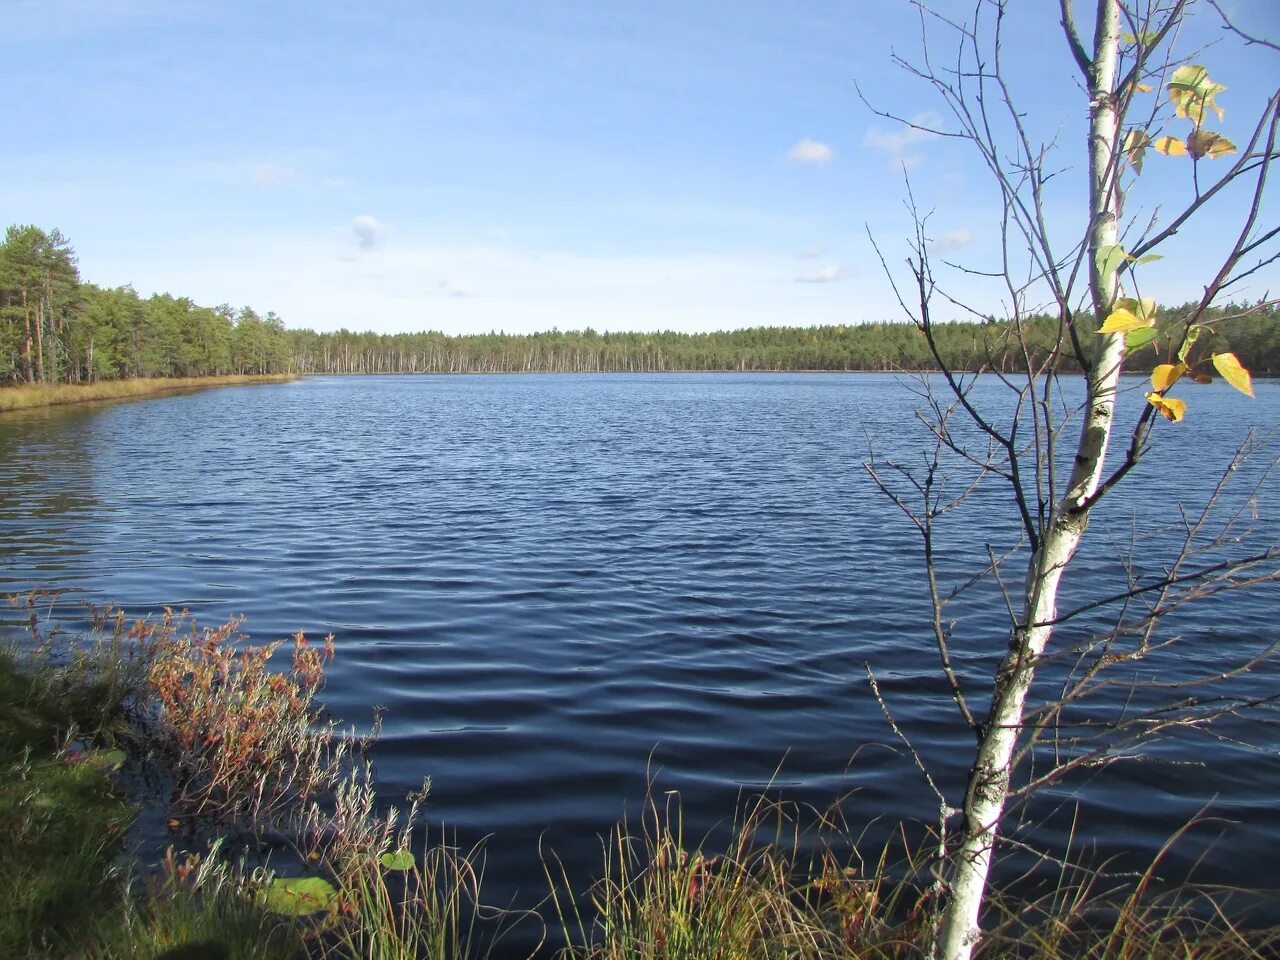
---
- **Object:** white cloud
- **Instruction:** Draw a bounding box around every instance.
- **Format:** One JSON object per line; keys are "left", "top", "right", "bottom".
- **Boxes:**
{"left": 250, "top": 163, "right": 298, "bottom": 187}
{"left": 795, "top": 264, "right": 844, "bottom": 284}
{"left": 785, "top": 138, "right": 835, "bottom": 166}
{"left": 863, "top": 111, "right": 944, "bottom": 168}
{"left": 351, "top": 214, "right": 387, "bottom": 251}
{"left": 932, "top": 228, "right": 973, "bottom": 253}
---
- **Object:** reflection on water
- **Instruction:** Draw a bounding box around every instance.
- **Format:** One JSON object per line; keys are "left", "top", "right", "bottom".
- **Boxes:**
{"left": 0, "top": 403, "right": 106, "bottom": 595}
{"left": 1, "top": 373, "right": 1277, "bottom": 928}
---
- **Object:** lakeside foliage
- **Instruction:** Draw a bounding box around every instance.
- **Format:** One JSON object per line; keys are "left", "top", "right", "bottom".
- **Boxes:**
{"left": 2, "top": 602, "right": 1277, "bottom": 959}
{"left": 4, "top": 224, "right": 1278, "bottom": 384}
{"left": 0, "top": 374, "right": 295, "bottom": 413}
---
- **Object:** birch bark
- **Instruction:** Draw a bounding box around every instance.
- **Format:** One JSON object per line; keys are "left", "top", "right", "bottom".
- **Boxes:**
{"left": 934, "top": 3, "right": 1126, "bottom": 958}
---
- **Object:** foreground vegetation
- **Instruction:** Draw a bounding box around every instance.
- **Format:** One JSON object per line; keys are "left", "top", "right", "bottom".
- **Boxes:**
{"left": 4, "top": 224, "right": 1279, "bottom": 385}
{"left": 2, "top": 597, "right": 1277, "bottom": 959}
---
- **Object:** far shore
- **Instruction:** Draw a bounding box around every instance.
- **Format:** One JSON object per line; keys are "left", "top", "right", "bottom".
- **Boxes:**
{"left": 0, "top": 374, "right": 298, "bottom": 413}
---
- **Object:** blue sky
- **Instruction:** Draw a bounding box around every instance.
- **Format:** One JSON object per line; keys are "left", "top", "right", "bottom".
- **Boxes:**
{"left": 2, "top": 0, "right": 1276, "bottom": 335}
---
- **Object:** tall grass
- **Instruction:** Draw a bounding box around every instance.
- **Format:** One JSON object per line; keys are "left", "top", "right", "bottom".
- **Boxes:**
{"left": 6, "top": 596, "right": 1279, "bottom": 959}
{"left": 0, "top": 374, "right": 296, "bottom": 413}
{"left": 546, "top": 790, "right": 934, "bottom": 960}
{"left": 547, "top": 786, "right": 1280, "bottom": 960}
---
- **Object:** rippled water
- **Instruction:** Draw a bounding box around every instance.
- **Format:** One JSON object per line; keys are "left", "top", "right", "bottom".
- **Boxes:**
{"left": 1, "top": 373, "right": 1277, "bottom": 928}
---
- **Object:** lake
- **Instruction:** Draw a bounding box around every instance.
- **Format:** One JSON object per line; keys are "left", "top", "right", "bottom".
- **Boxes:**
{"left": 1, "top": 372, "right": 1277, "bottom": 932}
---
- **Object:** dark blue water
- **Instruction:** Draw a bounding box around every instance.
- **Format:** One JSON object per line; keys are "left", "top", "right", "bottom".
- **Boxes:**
{"left": 1, "top": 373, "right": 1277, "bottom": 923}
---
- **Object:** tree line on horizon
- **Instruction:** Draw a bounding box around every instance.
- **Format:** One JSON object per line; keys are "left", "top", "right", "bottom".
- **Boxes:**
{"left": 3, "top": 223, "right": 1278, "bottom": 384}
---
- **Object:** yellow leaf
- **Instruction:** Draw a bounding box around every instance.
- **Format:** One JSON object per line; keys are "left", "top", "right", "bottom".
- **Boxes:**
{"left": 1098, "top": 307, "right": 1146, "bottom": 334}
{"left": 1134, "top": 83, "right": 1153, "bottom": 93}
{"left": 1123, "top": 129, "right": 1149, "bottom": 173}
{"left": 1150, "top": 363, "right": 1185, "bottom": 392}
{"left": 1153, "top": 135, "right": 1187, "bottom": 157}
{"left": 1145, "top": 392, "right": 1187, "bottom": 422}
{"left": 1211, "top": 352, "right": 1255, "bottom": 397}
{"left": 1168, "top": 65, "right": 1227, "bottom": 124}
{"left": 1186, "top": 129, "right": 1237, "bottom": 159}
{"left": 1207, "top": 138, "right": 1236, "bottom": 158}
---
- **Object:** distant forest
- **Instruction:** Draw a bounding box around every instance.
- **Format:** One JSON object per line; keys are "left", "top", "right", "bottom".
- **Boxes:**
{"left": 3, "top": 223, "right": 1278, "bottom": 385}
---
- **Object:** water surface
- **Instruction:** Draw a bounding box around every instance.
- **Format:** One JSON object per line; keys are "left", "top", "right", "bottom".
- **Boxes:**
{"left": 1, "top": 373, "right": 1276, "bottom": 923}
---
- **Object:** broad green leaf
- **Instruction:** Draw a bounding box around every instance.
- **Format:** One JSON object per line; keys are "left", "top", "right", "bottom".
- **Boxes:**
{"left": 1150, "top": 363, "right": 1185, "bottom": 391}
{"left": 1177, "top": 325, "right": 1202, "bottom": 363}
{"left": 1187, "top": 129, "right": 1236, "bottom": 159}
{"left": 1121, "top": 31, "right": 1160, "bottom": 47}
{"left": 1212, "top": 352, "right": 1255, "bottom": 397}
{"left": 1125, "top": 327, "right": 1159, "bottom": 351}
{"left": 1095, "top": 244, "right": 1127, "bottom": 282}
{"left": 381, "top": 850, "right": 415, "bottom": 871}
{"left": 1135, "top": 253, "right": 1163, "bottom": 265}
{"left": 1153, "top": 135, "right": 1187, "bottom": 157}
{"left": 1099, "top": 307, "right": 1145, "bottom": 334}
{"left": 1168, "top": 65, "right": 1227, "bottom": 124}
{"left": 1145, "top": 392, "right": 1187, "bottom": 422}
{"left": 260, "top": 876, "right": 338, "bottom": 916}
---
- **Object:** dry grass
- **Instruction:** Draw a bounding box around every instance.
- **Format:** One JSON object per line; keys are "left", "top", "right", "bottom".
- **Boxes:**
{"left": 0, "top": 374, "right": 296, "bottom": 412}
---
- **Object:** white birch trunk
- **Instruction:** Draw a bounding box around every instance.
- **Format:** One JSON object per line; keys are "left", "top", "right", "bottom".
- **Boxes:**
{"left": 934, "top": 4, "right": 1126, "bottom": 959}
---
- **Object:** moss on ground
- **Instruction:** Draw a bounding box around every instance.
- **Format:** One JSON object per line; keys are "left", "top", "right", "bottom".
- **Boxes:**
{"left": 0, "top": 646, "right": 298, "bottom": 960}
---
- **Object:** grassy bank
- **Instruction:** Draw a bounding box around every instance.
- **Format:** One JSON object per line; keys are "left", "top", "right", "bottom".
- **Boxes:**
{"left": 0, "top": 374, "right": 297, "bottom": 413}
{"left": 2, "top": 598, "right": 1276, "bottom": 959}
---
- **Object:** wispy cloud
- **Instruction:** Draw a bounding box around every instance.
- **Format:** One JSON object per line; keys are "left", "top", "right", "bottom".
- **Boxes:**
{"left": 932, "top": 228, "right": 973, "bottom": 253}
{"left": 785, "top": 138, "right": 835, "bottom": 166}
{"left": 863, "top": 111, "right": 943, "bottom": 169}
{"left": 796, "top": 245, "right": 825, "bottom": 259}
{"left": 250, "top": 163, "right": 298, "bottom": 187}
{"left": 351, "top": 214, "right": 387, "bottom": 251}
{"left": 795, "top": 264, "right": 844, "bottom": 283}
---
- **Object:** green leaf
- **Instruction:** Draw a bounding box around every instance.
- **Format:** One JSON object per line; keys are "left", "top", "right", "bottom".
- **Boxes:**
{"left": 1121, "top": 30, "right": 1160, "bottom": 46}
{"left": 1168, "top": 65, "right": 1227, "bottom": 124}
{"left": 380, "top": 850, "right": 416, "bottom": 871}
{"left": 1177, "top": 325, "right": 1202, "bottom": 363}
{"left": 260, "top": 876, "right": 338, "bottom": 916}
{"left": 1135, "top": 253, "right": 1163, "bottom": 265}
{"left": 1095, "top": 244, "right": 1127, "bottom": 283}
{"left": 89, "top": 749, "right": 127, "bottom": 773}
{"left": 1212, "top": 352, "right": 1254, "bottom": 397}
{"left": 1125, "top": 327, "right": 1159, "bottom": 351}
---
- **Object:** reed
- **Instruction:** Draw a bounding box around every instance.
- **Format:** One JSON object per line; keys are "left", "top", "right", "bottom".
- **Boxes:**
{"left": 0, "top": 374, "right": 296, "bottom": 412}
{"left": 545, "top": 790, "right": 926, "bottom": 960}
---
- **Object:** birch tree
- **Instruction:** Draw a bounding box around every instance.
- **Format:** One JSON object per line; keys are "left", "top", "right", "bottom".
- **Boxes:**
{"left": 862, "top": 2, "right": 1280, "bottom": 958}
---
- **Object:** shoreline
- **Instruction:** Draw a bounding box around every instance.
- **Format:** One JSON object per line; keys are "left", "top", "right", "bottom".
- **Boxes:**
{"left": 0, "top": 373, "right": 298, "bottom": 413}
